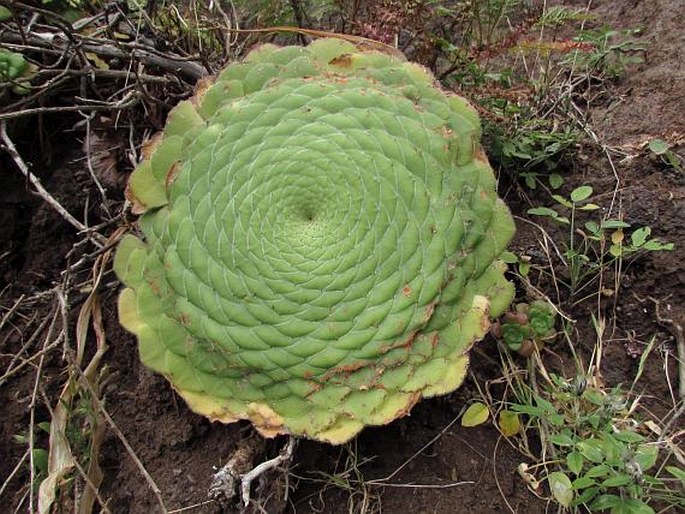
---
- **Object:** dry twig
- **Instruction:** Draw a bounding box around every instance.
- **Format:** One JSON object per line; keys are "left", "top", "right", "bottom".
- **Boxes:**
{"left": 0, "top": 121, "right": 98, "bottom": 238}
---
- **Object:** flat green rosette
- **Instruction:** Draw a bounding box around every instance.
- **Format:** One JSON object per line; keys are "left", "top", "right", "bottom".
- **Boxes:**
{"left": 115, "top": 38, "right": 515, "bottom": 444}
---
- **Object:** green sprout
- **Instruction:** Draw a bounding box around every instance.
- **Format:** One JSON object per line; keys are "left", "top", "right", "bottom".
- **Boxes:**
{"left": 648, "top": 138, "right": 683, "bottom": 173}
{"left": 114, "top": 38, "right": 515, "bottom": 444}
{"left": 529, "top": 185, "right": 674, "bottom": 295}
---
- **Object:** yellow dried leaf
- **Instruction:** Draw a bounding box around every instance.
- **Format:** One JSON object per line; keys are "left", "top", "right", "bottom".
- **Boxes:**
{"left": 498, "top": 410, "right": 521, "bottom": 436}
{"left": 462, "top": 402, "right": 489, "bottom": 427}
{"left": 611, "top": 229, "right": 624, "bottom": 245}
{"left": 84, "top": 52, "right": 109, "bottom": 70}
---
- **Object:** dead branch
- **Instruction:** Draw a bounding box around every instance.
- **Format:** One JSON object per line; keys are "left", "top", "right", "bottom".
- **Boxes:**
{"left": 0, "top": 30, "right": 208, "bottom": 80}
{"left": 0, "top": 90, "right": 140, "bottom": 121}
{"left": 0, "top": 121, "right": 91, "bottom": 235}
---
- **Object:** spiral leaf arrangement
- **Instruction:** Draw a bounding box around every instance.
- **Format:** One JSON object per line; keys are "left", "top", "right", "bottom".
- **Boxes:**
{"left": 114, "top": 39, "right": 515, "bottom": 444}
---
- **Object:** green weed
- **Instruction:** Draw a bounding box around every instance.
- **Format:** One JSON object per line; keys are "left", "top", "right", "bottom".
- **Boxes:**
{"left": 486, "top": 114, "right": 578, "bottom": 189}
{"left": 13, "top": 422, "right": 51, "bottom": 482}
{"left": 564, "top": 27, "right": 646, "bottom": 79}
{"left": 527, "top": 185, "right": 673, "bottom": 295}
{"left": 512, "top": 376, "right": 685, "bottom": 513}
{"left": 648, "top": 139, "right": 683, "bottom": 173}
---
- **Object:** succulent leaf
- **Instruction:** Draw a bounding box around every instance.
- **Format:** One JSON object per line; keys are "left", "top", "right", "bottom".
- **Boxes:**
{"left": 528, "top": 300, "right": 557, "bottom": 338}
{"left": 115, "top": 39, "right": 515, "bottom": 444}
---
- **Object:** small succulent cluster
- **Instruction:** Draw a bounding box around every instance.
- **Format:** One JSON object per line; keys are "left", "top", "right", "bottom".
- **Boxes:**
{"left": 491, "top": 301, "right": 557, "bottom": 356}
{"left": 114, "top": 38, "right": 515, "bottom": 443}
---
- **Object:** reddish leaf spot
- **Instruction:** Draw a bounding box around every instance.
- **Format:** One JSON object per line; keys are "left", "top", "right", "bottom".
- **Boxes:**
{"left": 329, "top": 54, "right": 353, "bottom": 68}
{"left": 423, "top": 302, "right": 436, "bottom": 321}
{"left": 147, "top": 279, "right": 161, "bottom": 295}
{"left": 141, "top": 132, "right": 164, "bottom": 160}
{"left": 321, "top": 360, "right": 367, "bottom": 382}
{"left": 166, "top": 161, "right": 181, "bottom": 188}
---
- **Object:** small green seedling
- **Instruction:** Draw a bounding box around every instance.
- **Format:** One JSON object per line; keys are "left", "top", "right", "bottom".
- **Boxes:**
{"left": 648, "top": 139, "right": 683, "bottom": 173}
{"left": 500, "top": 250, "right": 533, "bottom": 278}
{"left": 528, "top": 185, "right": 600, "bottom": 224}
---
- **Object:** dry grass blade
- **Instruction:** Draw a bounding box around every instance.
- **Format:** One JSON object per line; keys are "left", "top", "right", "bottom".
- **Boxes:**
{"left": 73, "top": 363, "right": 169, "bottom": 513}
{"left": 492, "top": 437, "right": 517, "bottom": 514}
{"left": 74, "top": 291, "right": 107, "bottom": 514}
{"left": 0, "top": 450, "right": 28, "bottom": 500}
{"left": 166, "top": 500, "right": 216, "bottom": 513}
{"left": 37, "top": 369, "right": 76, "bottom": 514}
{"left": 34, "top": 296, "right": 69, "bottom": 514}
{"left": 38, "top": 228, "right": 125, "bottom": 513}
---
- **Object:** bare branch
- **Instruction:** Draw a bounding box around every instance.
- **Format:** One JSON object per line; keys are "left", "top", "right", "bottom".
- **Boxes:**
{"left": 0, "top": 90, "right": 140, "bottom": 121}
{"left": 1, "top": 121, "right": 89, "bottom": 233}
{"left": 0, "top": 30, "right": 208, "bottom": 80}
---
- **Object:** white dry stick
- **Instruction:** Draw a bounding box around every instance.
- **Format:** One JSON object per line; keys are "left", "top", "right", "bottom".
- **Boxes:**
{"left": 0, "top": 121, "right": 88, "bottom": 234}
{"left": 673, "top": 320, "right": 685, "bottom": 402}
{"left": 0, "top": 450, "right": 28, "bottom": 501}
{"left": 644, "top": 296, "right": 685, "bottom": 438}
{"left": 240, "top": 437, "right": 297, "bottom": 507}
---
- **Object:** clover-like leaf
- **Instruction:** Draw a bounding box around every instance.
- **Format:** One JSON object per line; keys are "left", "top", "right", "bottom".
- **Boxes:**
{"left": 114, "top": 39, "right": 515, "bottom": 443}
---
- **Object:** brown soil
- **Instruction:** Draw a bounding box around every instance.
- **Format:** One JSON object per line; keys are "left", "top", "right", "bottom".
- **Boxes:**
{"left": 1, "top": 1, "right": 683, "bottom": 513}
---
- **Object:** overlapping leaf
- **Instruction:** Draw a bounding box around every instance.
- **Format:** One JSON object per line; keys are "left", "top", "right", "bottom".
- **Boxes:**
{"left": 115, "top": 39, "right": 515, "bottom": 443}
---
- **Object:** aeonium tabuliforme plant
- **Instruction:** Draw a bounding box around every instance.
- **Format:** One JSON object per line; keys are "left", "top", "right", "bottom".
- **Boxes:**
{"left": 114, "top": 38, "right": 515, "bottom": 444}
